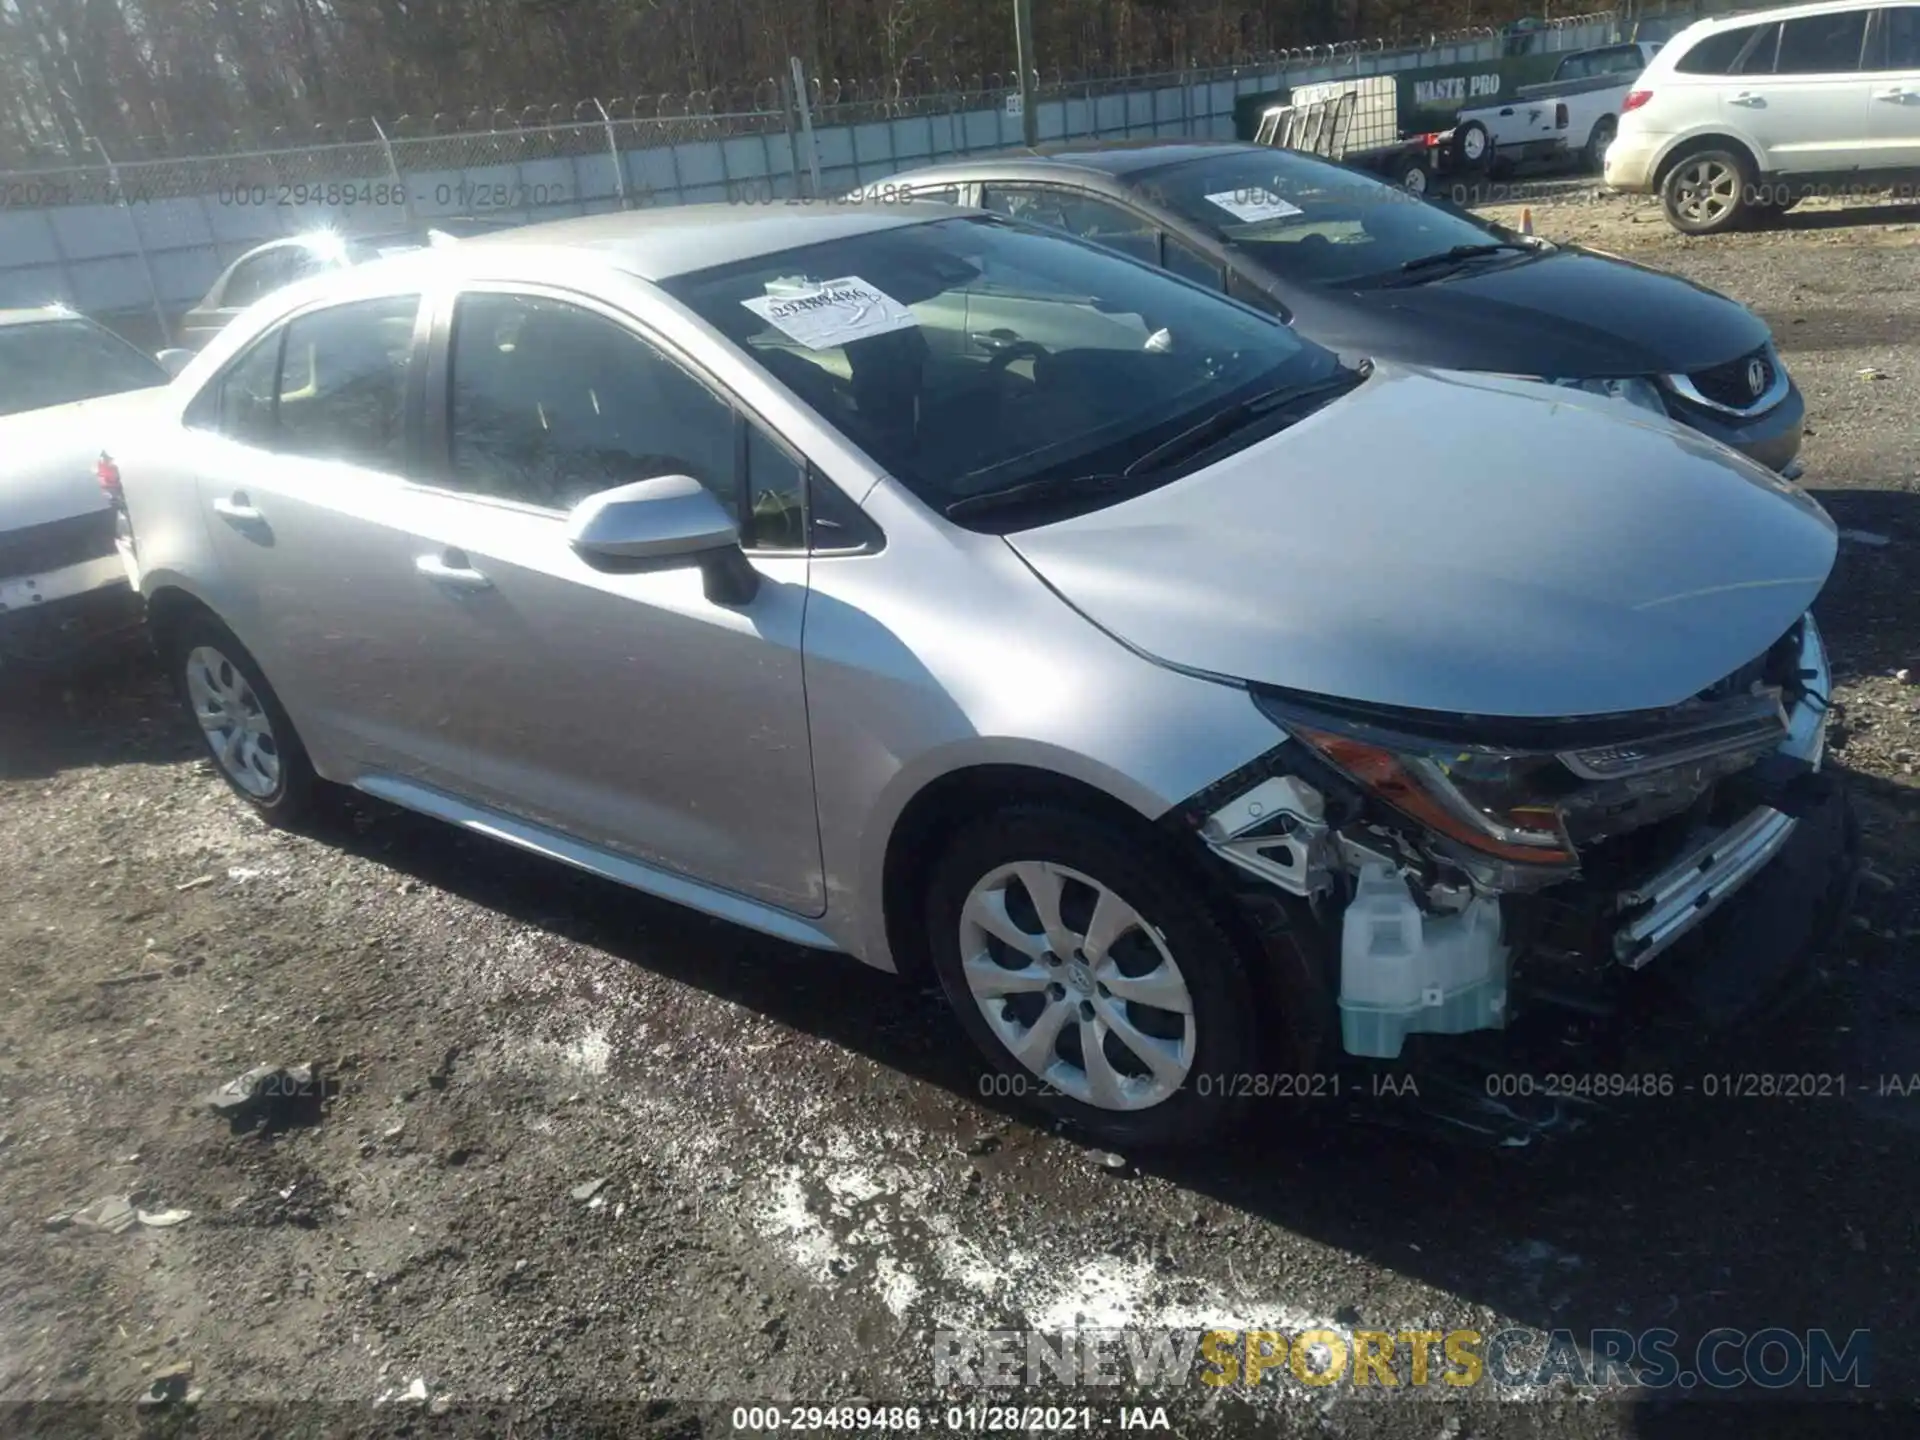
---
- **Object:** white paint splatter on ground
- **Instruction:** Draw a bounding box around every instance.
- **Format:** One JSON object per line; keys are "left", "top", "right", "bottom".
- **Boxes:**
{"left": 560, "top": 1026, "right": 611, "bottom": 1076}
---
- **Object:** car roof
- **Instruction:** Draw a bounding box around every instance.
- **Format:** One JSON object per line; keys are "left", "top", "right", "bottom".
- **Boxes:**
{"left": 886, "top": 140, "right": 1269, "bottom": 182}
{"left": 449, "top": 201, "right": 968, "bottom": 281}
{"left": 1688, "top": 0, "right": 1878, "bottom": 29}
{"left": 0, "top": 305, "right": 89, "bottom": 330}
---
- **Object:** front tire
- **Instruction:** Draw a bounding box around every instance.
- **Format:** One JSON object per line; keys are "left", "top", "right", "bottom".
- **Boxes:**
{"left": 165, "top": 613, "right": 316, "bottom": 823}
{"left": 1661, "top": 147, "right": 1753, "bottom": 235}
{"left": 925, "top": 804, "right": 1261, "bottom": 1147}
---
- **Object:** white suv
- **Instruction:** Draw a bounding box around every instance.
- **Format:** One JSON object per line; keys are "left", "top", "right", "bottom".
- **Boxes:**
{"left": 1606, "top": 0, "right": 1920, "bottom": 232}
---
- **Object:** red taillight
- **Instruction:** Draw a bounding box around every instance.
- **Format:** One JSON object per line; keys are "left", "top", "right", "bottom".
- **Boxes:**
{"left": 96, "top": 451, "right": 123, "bottom": 502}
{"left": 1622, "top": 89, "right": 1653, "bottom": 113}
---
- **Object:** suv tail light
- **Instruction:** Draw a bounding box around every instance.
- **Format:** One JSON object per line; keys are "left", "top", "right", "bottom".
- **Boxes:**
{"left": 96, "top": 451, "right": 124, "bottom": 505}
{"left": 1555, "top": 102, "right": 1569, "bottom": 128}
{"left": 1622, "top": 90, "right": 1653, "bottom": 113}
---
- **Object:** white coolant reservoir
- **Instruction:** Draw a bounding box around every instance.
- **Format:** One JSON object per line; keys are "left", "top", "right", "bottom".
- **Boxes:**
{"left": 1338, "top": 859, "right": 1510, "bottom": 1060}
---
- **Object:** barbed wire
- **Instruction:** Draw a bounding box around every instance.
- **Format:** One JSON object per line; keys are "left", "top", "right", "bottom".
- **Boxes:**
{"left": 0, "top": 8, "right": 1642, "bottom": 172}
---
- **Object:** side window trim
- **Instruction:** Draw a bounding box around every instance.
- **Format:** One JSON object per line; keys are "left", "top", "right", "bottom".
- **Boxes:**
{"left": 425, "top": 281, "right": 754, "bottom": 506}
{"left": 425, "top": 280, "right": 870, "bottom": 553}
{"left": 1739, "top": 22, "right": 1781, "bottom": 75}
{"left": 187, "top": 290, "right": 427, "bottom": 474}
{"left": 186, "top": 324, "right": 285, "bottom": 436}
{"left": 979, "top": 183, "right": 1161, "bottom": 263}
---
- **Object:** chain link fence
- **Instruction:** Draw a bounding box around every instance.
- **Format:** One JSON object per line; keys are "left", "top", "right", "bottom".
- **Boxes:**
{"left": 0, "top": 6, "right": 1668, "bottom": 348}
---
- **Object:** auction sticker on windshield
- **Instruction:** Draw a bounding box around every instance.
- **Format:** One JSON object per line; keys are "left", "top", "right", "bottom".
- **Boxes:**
{"left": 742, "top": 276, "right": 918, "bottom": 350}
{"left": 1206, "top": 189, "right": 1304, "bottom": 224}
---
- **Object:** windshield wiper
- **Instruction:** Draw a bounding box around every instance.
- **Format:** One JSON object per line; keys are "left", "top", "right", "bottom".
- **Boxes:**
{"left": 1121, "top": 367, "right": 1367, "bottom": 479}
{"left": 943, "top": 472, "right": 1145, "bottom": 522}
{"left": 1396, "top": 241, "right": 1536, "bottom": 275}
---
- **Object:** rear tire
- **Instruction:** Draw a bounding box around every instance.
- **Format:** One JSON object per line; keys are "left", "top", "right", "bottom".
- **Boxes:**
{"left": 1452, "top": 121, "right": 1491, "bottom": 173}
{"left": 1660, "top": 146, "right": 1754, "bottom": 235}
{"left": 925, "top": 804, "right": 1261, "bottom": 1148}
{"left": 1583, "top": 115, "right": 1617, "bottom": 173}
{"left": 1390, "top": 152, "right": 1432, "bottom": 196}
{"left": 165, "top": 613, "right": 316, "bottom": 824}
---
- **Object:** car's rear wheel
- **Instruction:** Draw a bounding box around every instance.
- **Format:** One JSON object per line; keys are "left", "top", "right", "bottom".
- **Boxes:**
{"left": 1661, "top": 147, "right": 1752, "bottom": 234}
{"left": 1583, "top": 115, "right": 1617, "bottom": 172}
{"left": 1391, "top": 152, "right": 1432, "bottom": 195}
{"left": 926, "top": 804, "right": 1260, "bottom": 1147}
{"left": 1452, "top": 121, "right": 1491, "bottom": 172}
{"left": 167, "top": 614, "right": 316, "bottom": 822}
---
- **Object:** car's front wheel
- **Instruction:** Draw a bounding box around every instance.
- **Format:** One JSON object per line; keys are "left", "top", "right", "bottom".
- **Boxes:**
{"left": 165, "top": 613, "right": 316, "bottom": 823}
{"left": 926, "top": 804, "right": 1261, "bottom": 1147}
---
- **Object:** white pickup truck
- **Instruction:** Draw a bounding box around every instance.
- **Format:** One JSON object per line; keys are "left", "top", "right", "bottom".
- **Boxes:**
{"left": 1454, "top": 40, "right": 1661, "bottom": 175}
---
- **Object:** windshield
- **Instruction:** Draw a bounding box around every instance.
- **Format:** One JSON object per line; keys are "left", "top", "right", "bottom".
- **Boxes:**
{"left": 664, "top": 215, "right": 1340, "bottom": 516}
{"left": 1133, "top": 150, "right": 1535, "bottom": 287}
{"left": 0, "top": 318, "right": 168, "bottom": 418}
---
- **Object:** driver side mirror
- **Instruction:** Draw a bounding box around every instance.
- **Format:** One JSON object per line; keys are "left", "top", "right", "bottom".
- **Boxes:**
{"left": 566, "top": 474, "right": 759, "bottom": 605}
{"left": 156, "top": 348, "right": 195, "bottom": 377}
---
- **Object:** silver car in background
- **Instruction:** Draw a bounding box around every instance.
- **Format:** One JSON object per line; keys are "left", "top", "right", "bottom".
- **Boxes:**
{"left": 0, "top": 306, "right": 170, "bottom": 665}
{"left": 115, "top": 203, "right": 1851, "bottom": 1146}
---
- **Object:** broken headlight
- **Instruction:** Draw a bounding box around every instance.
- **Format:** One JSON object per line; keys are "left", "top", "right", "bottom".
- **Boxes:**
{"left": 1256, "top": 687, "right": 1791, "bottom": 878}
{"left": 1283, "top": 723, "right": 1579, "bottom": 868}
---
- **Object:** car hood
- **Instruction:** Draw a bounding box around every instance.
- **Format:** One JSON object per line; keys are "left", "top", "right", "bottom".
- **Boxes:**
{"left": 0, "top": 387, "right": 167, "bottom": 531}
{"left": 1280, "top": 247, "right": 1771, "bottom": 376}
{"left": 1004, "top": 364, "right": 1836, "bottom": 720}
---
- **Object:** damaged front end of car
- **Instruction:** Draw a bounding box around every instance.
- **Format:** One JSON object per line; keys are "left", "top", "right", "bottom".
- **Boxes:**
{"left": 1175, "top": 613, "right": 1856, "bottom": 1136}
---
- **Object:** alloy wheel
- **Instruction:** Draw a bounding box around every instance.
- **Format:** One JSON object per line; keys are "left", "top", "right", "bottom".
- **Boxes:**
{"left": 184, "top": 645, "right": 282, "bottom": 798}
{"left": 1672, "top": 157, "right": 1738, "bottom": 226}
{"left": 958, "top": 860, "right": 1197, "bottom": 1111}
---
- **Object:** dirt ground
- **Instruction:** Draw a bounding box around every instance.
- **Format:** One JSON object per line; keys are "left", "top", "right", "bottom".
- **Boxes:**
{"left": 6, "top": 188, "right": 1920, "bottom": 1440}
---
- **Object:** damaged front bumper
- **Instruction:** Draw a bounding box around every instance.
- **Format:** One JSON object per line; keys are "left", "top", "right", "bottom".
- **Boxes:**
{"left": 1190, "top": 615, "right": 1851, "bottom": 1065}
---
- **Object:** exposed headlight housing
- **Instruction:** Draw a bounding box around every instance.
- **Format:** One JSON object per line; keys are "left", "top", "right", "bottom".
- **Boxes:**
{"left": 1255, "top": 684, "right": 1795, "bottom": 884}
{"left": 1542, "top": 375, "right": 1668, "bottom": 416}
{"left": 1284, "top": 723, "right": 1580, "bottom": 870}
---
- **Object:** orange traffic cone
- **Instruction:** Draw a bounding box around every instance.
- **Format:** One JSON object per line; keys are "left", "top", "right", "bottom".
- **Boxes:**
{"left": 1521, "top": 207, "right": 1534, "bottom": 236}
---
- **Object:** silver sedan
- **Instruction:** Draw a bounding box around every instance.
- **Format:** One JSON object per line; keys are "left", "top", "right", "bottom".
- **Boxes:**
{"left": 116, "top": 201, "right": 1850, "bottom": 1146}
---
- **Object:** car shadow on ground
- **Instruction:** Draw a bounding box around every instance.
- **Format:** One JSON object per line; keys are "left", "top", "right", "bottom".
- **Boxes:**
{"left": 1768, "top": 199, "right": 1920, "bottom": 234}
{"left": 299, "top": 755, "right": 1915, "bottom": 1414}
{"left": 0, "top": 640, "right": 200, "bottom": 782}
{"left": 11, "top": 509, "right": 1915, "bottom": 1418}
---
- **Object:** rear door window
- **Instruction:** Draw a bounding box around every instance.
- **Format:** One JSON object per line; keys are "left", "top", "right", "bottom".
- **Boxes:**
{"left": 1875, "top": 6, "right": 1920, "bottom": 68}
{"left": 980, "top": 187, "right": 1160, "bottom": 265}
{"left": 1675, "top": 24, "right": 1769, "bottom": 75}
{"left": 1774, "top": 9, "right": 1869, "bottom": 72}
{"left": 274, "top": 296, "right": 421, "bottom": 469}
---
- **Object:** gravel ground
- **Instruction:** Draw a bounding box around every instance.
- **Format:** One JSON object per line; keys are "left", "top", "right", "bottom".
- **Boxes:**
{"left": 5, "top": 192, "right": 1920, "bottom": 1440}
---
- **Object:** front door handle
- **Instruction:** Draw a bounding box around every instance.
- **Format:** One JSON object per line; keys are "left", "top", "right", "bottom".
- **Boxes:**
{"left": 1874, "top": 87, "right": 1912, "bottom": 101}
{"left": 971, "top": 327, "right": 1023, "bottom": 353}
{"left": 415, "top": 550, "right": 492, "bottom": 591}
{"left": 212, "top": 493, "right": 264, "bottom": 524}
{"left": 1728, "top": 90, "right": 1763, "bottom": 105}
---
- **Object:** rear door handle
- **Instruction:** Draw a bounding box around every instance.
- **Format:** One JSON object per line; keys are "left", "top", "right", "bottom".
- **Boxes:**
{"left": 1729, "top": 91, "right": 1763, "bottom": 105}
{"left": 212, "top": 494, "right": 264, "bottom": 524}
{"left": 1874, "top": 87, "right": 1911, "bottom": 101}
{"left": 415, "top": 550, "right": 492, "bottom": 591}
